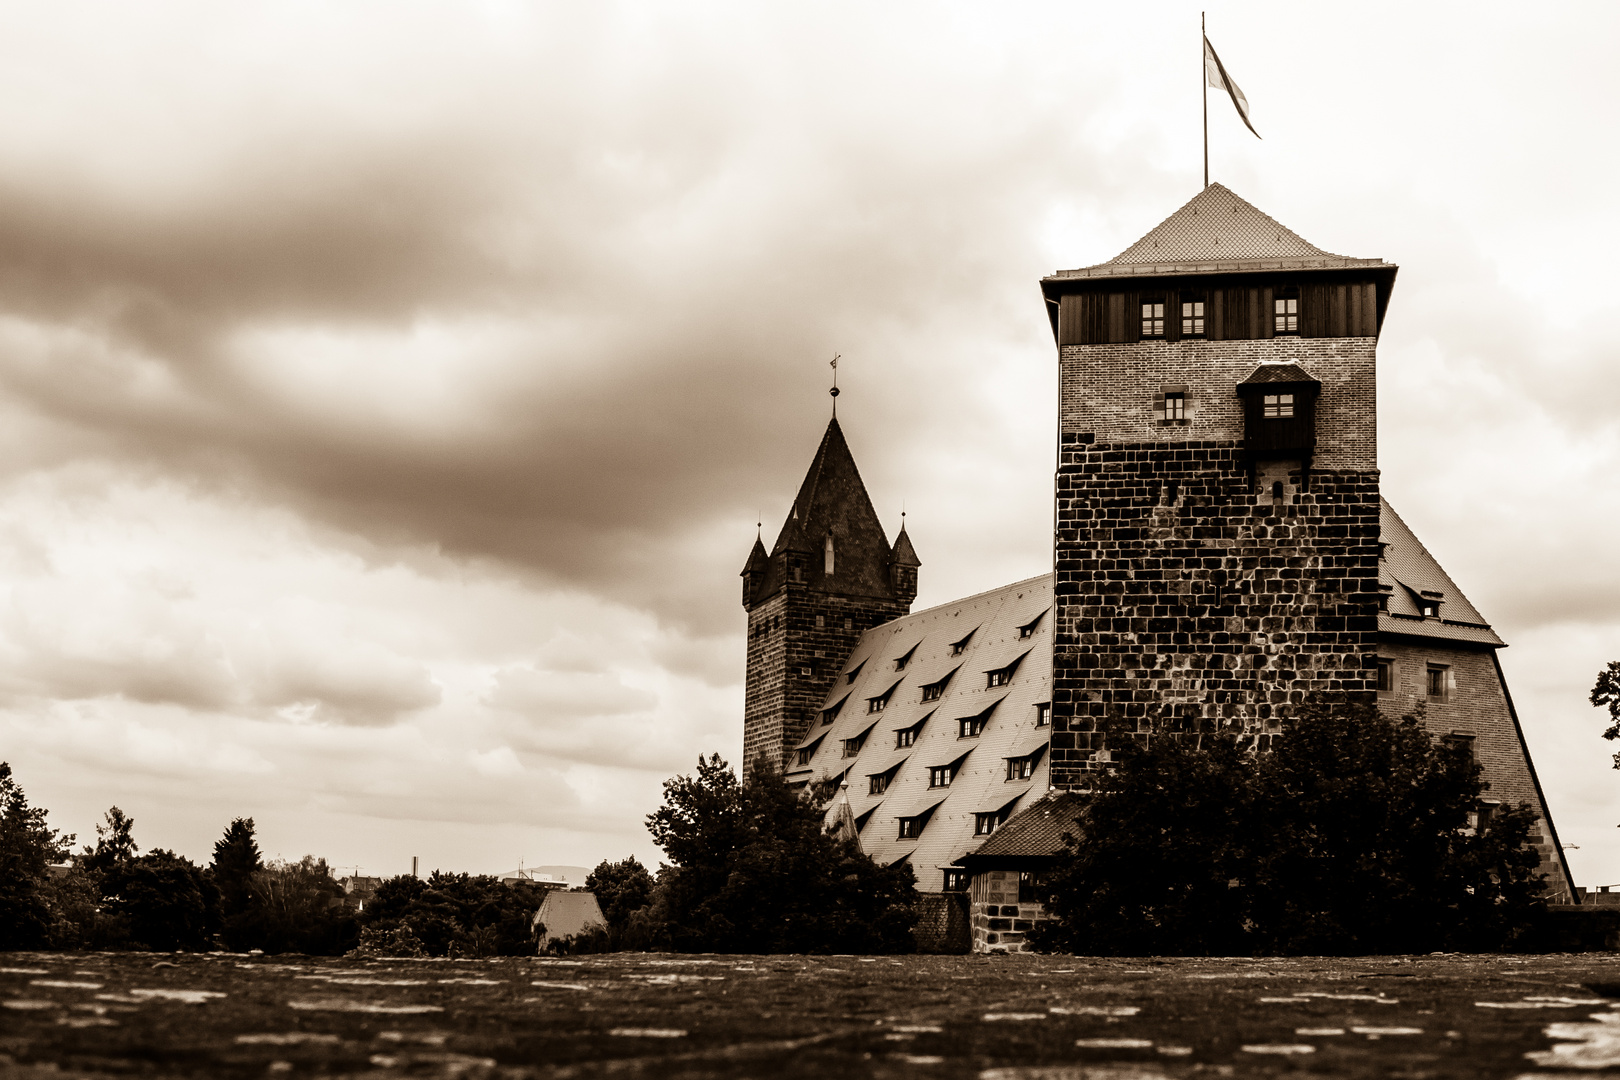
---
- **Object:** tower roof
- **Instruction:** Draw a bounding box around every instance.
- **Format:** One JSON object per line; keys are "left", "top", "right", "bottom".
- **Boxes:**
{"left": 892, "top": 523, "right": 921, "bottom": 568}
{"left": 765, "top": 418, "right": 897, "bottom": 599}
{"left": 1046, "top": 183, "right": 1390, "bottom": 282}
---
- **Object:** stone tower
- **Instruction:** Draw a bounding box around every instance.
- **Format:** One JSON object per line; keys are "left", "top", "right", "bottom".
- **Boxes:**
{"left": 741, "top": 418, "right": 919, "bottom": 781}
{"left": 1038, "top": 184, "right": 1397, "bottom": 787}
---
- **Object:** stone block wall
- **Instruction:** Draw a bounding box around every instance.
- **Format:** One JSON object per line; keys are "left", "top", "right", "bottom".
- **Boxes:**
{"left": 744, "top": 584, "right": 910, "bottom": 780}
{"left": 968, "top": 870, "right": 1047, "bottom": 953}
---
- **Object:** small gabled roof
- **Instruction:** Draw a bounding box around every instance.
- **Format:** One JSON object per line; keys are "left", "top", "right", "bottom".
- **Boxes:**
{"left": 1045, "top": 183, "right": 1391, "bottom": 281}
{"left": 1378, "top": 498, "right": 1504, "bottom": 647}
{"left": 1238, "top": 362, "right": 1320, "bottom": 387}
{"left": 962, "top": 790, "right": 1085, "bottom": 864}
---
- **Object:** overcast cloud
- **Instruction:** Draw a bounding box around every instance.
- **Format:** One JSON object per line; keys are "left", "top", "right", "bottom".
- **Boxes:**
{"left": 1, "top": 1, "right": 1618, "bottom": 884}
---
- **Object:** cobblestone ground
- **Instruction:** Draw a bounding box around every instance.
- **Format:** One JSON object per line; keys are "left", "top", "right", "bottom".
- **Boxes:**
{"left": 5, "top": 951, "right": 1620, "bottom": 1078}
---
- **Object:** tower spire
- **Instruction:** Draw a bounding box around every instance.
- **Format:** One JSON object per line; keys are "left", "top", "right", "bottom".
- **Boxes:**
{"left": 829, "top": 354, "right": 840, "bottom": 418}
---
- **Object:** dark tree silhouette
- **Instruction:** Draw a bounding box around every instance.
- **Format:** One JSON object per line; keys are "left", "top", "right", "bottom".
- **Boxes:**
{"left": 1594, "top": 660, "right": 1620, "bottom": 768}
{"left": 81, "top": 806, "right": 138, "bottom": 874}
{"left": 101, "top": 849, "right": 220, "bottom": 951}
{"left": 0, "top": 762, "right": 74, "bottom": 949}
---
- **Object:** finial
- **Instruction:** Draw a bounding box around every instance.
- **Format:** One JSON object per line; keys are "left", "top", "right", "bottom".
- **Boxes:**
{"left": 829, "top": 353, "right": 840, "bottom": 417}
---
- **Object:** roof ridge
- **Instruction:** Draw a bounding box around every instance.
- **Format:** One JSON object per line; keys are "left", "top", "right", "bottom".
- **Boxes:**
{"left": 1088, "top": 183, "right": 1348, "bottom": 269}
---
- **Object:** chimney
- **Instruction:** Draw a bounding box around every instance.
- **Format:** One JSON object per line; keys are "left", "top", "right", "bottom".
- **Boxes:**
{"left": 411, "top": 856, "right": 418, "bottom": 878}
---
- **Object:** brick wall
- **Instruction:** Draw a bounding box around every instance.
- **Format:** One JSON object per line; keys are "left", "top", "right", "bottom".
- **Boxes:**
{"left": 1377, "top": 639, "right": 1572, "bottom": 902}
{"left": 1050, "top": 337, "right": 1381, "bottom": 788}
{"left": 1058, "top": 338, "right": 1377, "bottom": 471}
{"left": 744, "top": 584, "right": 910, "bottom": 780}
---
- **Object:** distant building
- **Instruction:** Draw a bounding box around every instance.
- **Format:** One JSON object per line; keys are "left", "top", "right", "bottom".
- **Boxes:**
{"left": 532, "top": 890, "right": 607, "bottom": 949}
{"left": 747, "top": 184, "right": 1576, "bottom": 952}
{"left": 498, "top": 865, "right": 590, "bottom": 887}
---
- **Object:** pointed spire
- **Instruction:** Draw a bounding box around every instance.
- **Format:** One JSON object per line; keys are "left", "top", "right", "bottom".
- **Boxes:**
{"left": 891, "top": 519, "right": 921, "bottom": 568}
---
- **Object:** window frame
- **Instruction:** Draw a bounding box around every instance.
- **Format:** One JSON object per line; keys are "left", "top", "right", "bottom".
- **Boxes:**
{"left": 1034, "top": 702, "right": 1052, "bottom": 728}
{"left": 1375, "top": 658, "right": 1394, "bottom": 694}
{"left": 1426, "top": 663, "right": 1451, "bottom": 703}
{"left": 928, "top": 763, "right": 956, "bottom": 788}
{"left": 1181, "top": 297, "right": 1206, "bottom": 338}
{"left": 1274, "top": 290, "right": 1299, "bottom": 334}
{"left": 1141, "top": 299, "right": 1166, "bottom": 339}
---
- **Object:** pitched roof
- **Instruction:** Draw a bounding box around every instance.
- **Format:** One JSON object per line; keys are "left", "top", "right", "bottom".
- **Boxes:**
{"left": 1379, "top": 498, "right": 1503, "bottom": 647}
{"left": 962, "top": 790, "right": 1085, "bottom": 863}
{"left": 1239, "top": 362, "right": 1319, "bottom": 386}
{"left": 763, "top": 418, "right": 898, "bottom": 599}
{"left": 1046, "top": 183, "right": 1390, "bottom": 281}
{"left": 793, "top": 573, "right": 1055, "bottom": 884}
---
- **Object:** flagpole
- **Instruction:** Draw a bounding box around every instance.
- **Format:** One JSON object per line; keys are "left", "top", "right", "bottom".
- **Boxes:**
{"left": 1201, "top": 11, "right": 1208, "bottom": 189}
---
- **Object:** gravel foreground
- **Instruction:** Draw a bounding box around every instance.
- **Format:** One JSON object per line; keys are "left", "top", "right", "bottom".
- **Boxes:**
{"left": 4, "top": 951, "right": 1620, "bottom": 1078}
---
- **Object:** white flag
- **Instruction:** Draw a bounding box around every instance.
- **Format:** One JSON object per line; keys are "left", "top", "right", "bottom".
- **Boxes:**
{"left": 1205, "top": 36, "right": 1260, "bottom": 139}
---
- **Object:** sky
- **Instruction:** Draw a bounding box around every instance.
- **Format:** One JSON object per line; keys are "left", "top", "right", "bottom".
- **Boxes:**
{"left": 1, "top": 1, "right": 1617, "bottom": 886}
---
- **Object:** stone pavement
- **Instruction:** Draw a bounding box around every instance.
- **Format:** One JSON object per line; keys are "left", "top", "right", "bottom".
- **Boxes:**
{"left": 4, "top": 950, "right": 1620, "bottom": 1078}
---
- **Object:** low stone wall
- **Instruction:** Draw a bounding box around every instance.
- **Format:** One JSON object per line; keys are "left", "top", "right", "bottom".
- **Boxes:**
{"left": 969, "top": 871, "right": 1047, "bottom": 953}
{"left": 913, "top": 892, "right": 971, "bottom": 954}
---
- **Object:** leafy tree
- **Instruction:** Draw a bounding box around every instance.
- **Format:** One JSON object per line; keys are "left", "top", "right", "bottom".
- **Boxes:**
{"left": 101, "top": 849, "right": 220, "bottom": 951}
{"left": 243, "top": 856, "right": 359, "bottom": 955}
{"left": 1594, "top": 661, "right": 1620, "bottom": 768}
{"left": 1033, "top": 702, "right": 1545, "bottom": 956}
{"left": 356, "top": 872, "right": 543, "bottom": 957}
{"left": 586, "top": 855, "right": 655, "bottom": 933}
{"left": 646, "top": 754, "right": 917, "bottom": 954}
{"left": 0, "top": 762, "right": 74, "bottom": 949}
{"left": 81, "top": 806, "right": 138, "bottom": 874}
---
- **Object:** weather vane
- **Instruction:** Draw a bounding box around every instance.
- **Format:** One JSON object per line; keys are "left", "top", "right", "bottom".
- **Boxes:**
{"left": 829, "top": 354, "right": 840, "bottom": 416}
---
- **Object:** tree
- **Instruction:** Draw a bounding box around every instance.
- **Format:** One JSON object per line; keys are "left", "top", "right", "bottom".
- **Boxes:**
{"left": 101, "top": 849, "right": 220, "bottom": 951}
{"left": 0, "top": 762, "right": 74, "bottom": 949}
{"left": 243, "top": 856, "right": 358, "bottom": 955}
{"left": 586, "top": 856, "right": 655, "bottom": 933}
{"left": 355, "top": 872, "right": 543, "bottom": 957}
{"left": 645, "top": 754, "right": 918, "bottom": 954}
{"left": 213, "top": 818, "right": 262, "bottom": 914}
{"left": 1033, "top": 702, "right": 1545, "bottom": 956}
{"left": 1594, "top": 661, "right": 1620, "bottom": 768}
{"left": 81, "top": 806, "right": 138, "bottom": 874}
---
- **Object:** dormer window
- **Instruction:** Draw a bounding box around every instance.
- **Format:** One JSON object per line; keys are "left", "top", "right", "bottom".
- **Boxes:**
{"left": 985, "top": 653, "right": 1028, "bottom": 689}
{"left": 1263, "top": 393, "right": 1295, "bottom": 418}
{"left": 1181, "top": 299, "right": 1205, "bottom": 337}
{"left": 867, "top": 683, "right": 899, "bottom": 713}
{"left": 949, "top": 629, "right": 976, "bottom": 657}
{"left": 1275, "top": 290, "right": 1299, "bottom": 334}
{"left": 821, "top": 696, "right": 848, "bottom": 726}
{"left": 843, "top": 729, "right": 871, "bottom": 757}
{"left": 869, "top": 761, "right": 903, "bottom": 795}
{"left": 844, "top": 661, "right": 865, "bottom": 685}
{"left": 895, "top": 713, "right": 931, "bottom": 749}
{"left": 920, "top": 668, "right": 958, "bottom": 703}
{"left": 894, "top": 644, "right": 918, "bottom": 672}
{"left": 1034, "top": 702, "right": 1052, "bottom": 727}
{"left": 795, "top": 736, "right": 824, "bottom": 767}
{"left": 929, "top": 762, "right": 960, "bottom": 788}
{"left": 958, "top": 713, "right": 988, "bottom": 738}
{"left": 1141, "top": 300, "right": 1165, "bottom": 338}
{"left": 1017, "top": 611, "right": 1047, "bottom": 640}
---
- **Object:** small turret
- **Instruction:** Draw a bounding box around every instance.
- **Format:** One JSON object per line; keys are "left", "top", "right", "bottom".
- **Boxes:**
{"left": 889, "top": 522, "right": 920, "bottom": 605}
{"left": 740, "top": 536, "right": 770, "bottom": 607}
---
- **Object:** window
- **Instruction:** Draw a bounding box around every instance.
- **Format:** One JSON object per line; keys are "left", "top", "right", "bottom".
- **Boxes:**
{"left": 894, "top": 644, "right": 918, "bottom": 672}
{"left": 950, "top": 630, "right": 976, "bottom": 657}
{"left": 1035, "top": 702, "right": 1052, "bottom": 728}
{"left": 844, "top": 661, "right": 865, "bottom": 685}
{"left": 816, "top": 615, "right": 825, "bottom": 629}
{"left": 821, "top": 696, "right": 847, "bottom": 726}
{"left": 1464, "top": 801, "right": 1497, "bottom": 834}
{"left": 929, "top": 764, "right": 956, "bottom": 788}
{"left": 842, "top": 731, "right": 869, "bottom": 758}
{"left": 942, "top": 869, "right": 968, "bottom": 893}
{"left": 1445, "top": 732, "right": 1476, "bottom": 762}
{"left": 1263, "top": 393, "right": 1295, "bottom": 418}
{"left": 843, "top": 618, "right": 852, "bottom": 631}
{"left": 1181, "top": 299, "right": 1205, "bottom": 337}
{"left": 1018, "top": 611, "right": 1046, "bottom": 639}
{"left": 1375, "top": 658, "right": 1394, "bottom": 694}
{"left": 898, "top": 816, "right": 926, "bottom": 840}
{"left": 1006, "top": 755, "right": 1035, "bottom": 781}
{"left": 1427, "top": 664, "right": 1451, "bottom": 702}
{"left": 920, "top": 668, "right": 957, "bottom": 703}
{"left": 795, "top": 738, "right": 822, "bottom": 767}
{"left": 1018, "top": 871, "right": 1045, "bottom": 903}
{"left": 986, "top": 654, "right": 1028, "bottom": 688}
{"left": 1275, "top": 293, "right": 1299, "bottom": 334}
{"left": 869, "top": 773, "right": 887, "bottom": 795}
{"left": 974, "top": 811, "right": 1003, "bottom": 836}
{"left": 868, "top": 684, "right": 898, "bottom": 713}
{"left": 895, "top": 713, "right": 931, "bottom": 749}
{"left": 1418, "top": 591, "right": 1443, "bottom": 618}
{"left": 1141, "top": 300, "right": 1165, "bottom": 338}
{"left": 1164, "top": 392, "right": 1186, "bottom": 421}
{"left": 959, "top": 713, "right": 988, "bottom": 738}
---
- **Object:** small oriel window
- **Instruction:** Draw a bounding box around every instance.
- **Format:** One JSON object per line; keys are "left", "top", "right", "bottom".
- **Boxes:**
{"left": 1181, "top": 299, "right": 1205, "bottom": 336}
{"left": 1165, "top": 392, "right": 1186, "bottom": 421}
{"left": 1375, "top": 659, "right": 1394, "bottom": 694}
{"left": 1141, "top": 300, "right": 1165, "bottom": 338}
{"left": 1275, "top": 292, "right": 1299, "bottom": 334}
{"left": 1035, "top": 702, "right": 1052, "bottom": 727}
{"left": 1263, "top": 393, "right": 1295, "bottom": 418}
{"left": 942, "top": 869, "right": 968, "bottom": 892}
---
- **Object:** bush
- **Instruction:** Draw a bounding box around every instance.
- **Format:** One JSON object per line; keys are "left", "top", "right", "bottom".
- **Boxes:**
{"left": 1033, "top": 702, "right": 1545, "bottom": 956}
{"left": 644, "top": 754, "right": 917, "bottom": 953}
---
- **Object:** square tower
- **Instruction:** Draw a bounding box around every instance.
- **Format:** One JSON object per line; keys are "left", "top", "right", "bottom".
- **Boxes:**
{"left": 1039, "top": 184, "right": 1396, "bottom": 787}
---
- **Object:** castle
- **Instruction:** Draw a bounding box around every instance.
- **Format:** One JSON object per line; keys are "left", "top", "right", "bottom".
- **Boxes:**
{"left": 741, "top": 184, "right": 1575, "bottom": 951}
